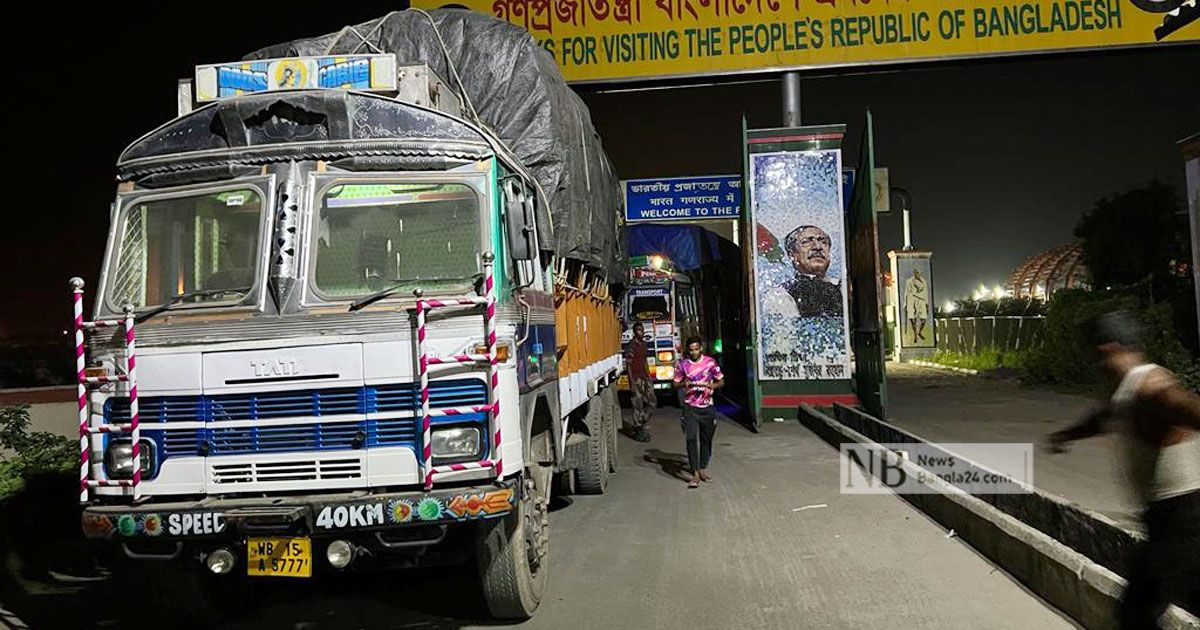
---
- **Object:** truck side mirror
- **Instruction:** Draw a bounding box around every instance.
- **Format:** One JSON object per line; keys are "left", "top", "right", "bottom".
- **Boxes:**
{"left": 504, "top": 180, "right": 536, "bottom": 261}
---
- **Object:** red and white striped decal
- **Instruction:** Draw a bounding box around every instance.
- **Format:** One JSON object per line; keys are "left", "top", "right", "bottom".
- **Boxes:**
{"left": 424, "top": 298, "right": 489, "bottom": 308}
{"left": 426, "top": 354, "right": 489, "bottom": 365}
{"left": 430, "top": 459, "right": 496, "bottom": 478}
{"left": 86, "top": 479, "right": 136, "bottom": 488}
{"left": 425, "top": 404, "right": 497, "bottom": 417}
{"left": 417, "top": 299, "right": 433, "bottom": 490}
{"left": 81, "top": 375, "right": 130, "bottom": 385}
{"left": 73, "top": 284, "right": 88, "bottom": 503}
{"left": 72, "top": 277, "right": 143, "bottom": 504}
{"left": 124, "top": 310, "right": 141, "bottom": 501}
{"left": 483, "top": 266, "right": 503, "bottom": 478}
{"left": 416, "top": 253, "right": 502, "bottom": 490}
{"left": 426, "top": 460, "right": 496, "bottom": 487}
{"left": 81, "top": 319, "right": 124, "bottom": 329}
{"left": 88, "top": 424, "right": 135, "bottom": 434}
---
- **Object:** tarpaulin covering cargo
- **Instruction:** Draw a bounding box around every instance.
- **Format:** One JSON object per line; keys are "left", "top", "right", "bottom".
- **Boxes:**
{"left": 246, "top": 9, "right": 624, "bottom": 279}
{"left": 625, "top": 224, "right": 726, "bottom": 272}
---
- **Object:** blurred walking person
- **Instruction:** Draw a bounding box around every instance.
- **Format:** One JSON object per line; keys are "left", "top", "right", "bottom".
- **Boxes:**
{"left": 1047, "top": 312, "right": 1200, "bottom": 627}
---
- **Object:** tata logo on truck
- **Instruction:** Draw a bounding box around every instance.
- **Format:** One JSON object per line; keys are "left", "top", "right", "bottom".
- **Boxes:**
{"left": 250, "top": 358, "right": 303, "bottom": 378}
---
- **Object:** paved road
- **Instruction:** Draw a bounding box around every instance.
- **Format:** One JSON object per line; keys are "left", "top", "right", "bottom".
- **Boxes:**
{"left": 886, "top": 362, "right": 1139, "bottom": 529}
{"left": 9, "top": 404, "right": 1077, "bottom": 629}
{"left": 219, "top": 406, "right": 1074, "bottom": 629}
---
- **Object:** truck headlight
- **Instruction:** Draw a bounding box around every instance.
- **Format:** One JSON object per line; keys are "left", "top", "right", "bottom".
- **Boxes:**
{"left": 655, "top": 365, "right": 675, "bottom": 381}
{"left": 656, "top": 351, "right": 674, "bottom": 363}
{"left": 104, "top": 439, "right": 155, "bottom": 480}
{"left": 431, "top": 426, "right": 483, "bottom": 463}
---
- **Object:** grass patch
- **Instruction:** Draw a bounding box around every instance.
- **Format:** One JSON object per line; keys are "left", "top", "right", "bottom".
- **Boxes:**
{"left": 927, "top": 348, "right": 1027, "bottom": 372}
{"left": 1, "top": 405, "right": 76, "bottom": 501}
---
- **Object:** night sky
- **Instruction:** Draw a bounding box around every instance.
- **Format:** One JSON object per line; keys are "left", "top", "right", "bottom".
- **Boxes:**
{"left": 3, "top": 6, "right": 1196, "bottom": 340}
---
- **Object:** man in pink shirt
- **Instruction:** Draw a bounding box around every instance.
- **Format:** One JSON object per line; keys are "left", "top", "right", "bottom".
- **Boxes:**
{"left": 673, "top": 337, "right": 724, "bottom": 489}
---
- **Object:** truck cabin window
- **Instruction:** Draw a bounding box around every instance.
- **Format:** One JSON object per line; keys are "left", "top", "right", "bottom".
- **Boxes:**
{"left": 108, "top": 188, "right": 262, "bottom": 310}
{"left": 314, "top": 182, "right": 482, "bottom": 299}
{"left": 629, "top": 295, "right": 670, "bottom": 322}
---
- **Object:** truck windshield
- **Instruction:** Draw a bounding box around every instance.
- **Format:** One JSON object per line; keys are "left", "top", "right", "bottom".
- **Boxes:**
{"left": 313, "top": 182, "right": 482, "bottom": 300}
{"left": 629, "top": 294, "right": 670, "bottom": 321}
{"left": 108, "top": 188, "right": 263, "bottom": 310}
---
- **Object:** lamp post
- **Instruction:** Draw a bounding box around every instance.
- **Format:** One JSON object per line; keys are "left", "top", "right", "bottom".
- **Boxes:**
{"left": 891, "top": 186, "right": 913, "bottom": 250}
{"left": 782, "top": 72, "right": 801, "bottom": 126}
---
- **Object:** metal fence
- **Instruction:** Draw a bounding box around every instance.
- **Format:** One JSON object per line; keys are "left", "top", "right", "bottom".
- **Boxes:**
{"left": 935, "top": 316, "right": 1045, "bottom": 354}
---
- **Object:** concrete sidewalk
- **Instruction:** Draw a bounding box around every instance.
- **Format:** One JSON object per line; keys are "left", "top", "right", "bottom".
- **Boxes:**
{"left": 885, "top": 362, "right": 1140, "bottom": 530}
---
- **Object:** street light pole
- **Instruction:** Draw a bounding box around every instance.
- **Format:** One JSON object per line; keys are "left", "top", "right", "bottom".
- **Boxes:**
{"left": 891, "top": 186, "right": 913, "bottom": 250}
{"left": 782, "top": 72, "right": 801, "bottom": 126}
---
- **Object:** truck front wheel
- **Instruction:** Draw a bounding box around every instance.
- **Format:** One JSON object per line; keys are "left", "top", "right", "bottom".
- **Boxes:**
{"left": 476, "top": 472, "right": 549, "bottom": 619}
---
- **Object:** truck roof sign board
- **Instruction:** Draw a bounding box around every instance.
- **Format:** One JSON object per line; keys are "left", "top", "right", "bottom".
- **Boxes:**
{"left": 411, "top": 0, "right": 1197, "bottom": 83}
{"left": 624, "top": 175, "right": 741, "bottom": 222}
{"left": 195, "top": 54, "right": 398, "bottom": 103}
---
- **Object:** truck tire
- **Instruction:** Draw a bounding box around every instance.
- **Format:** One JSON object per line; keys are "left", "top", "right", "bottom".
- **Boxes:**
{"left": 477, "top": 473, "right": 549, "bottom": 620}
{"left": 603, "top": 387, "right": 619, "bottom": 473}
{"left": 574, "top": 397, "right": 609, "bottom": 494}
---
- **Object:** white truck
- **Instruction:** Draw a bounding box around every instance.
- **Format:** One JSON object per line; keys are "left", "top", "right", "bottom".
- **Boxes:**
{"left": 74, "top": 11, "right": 623, "bottom": 620}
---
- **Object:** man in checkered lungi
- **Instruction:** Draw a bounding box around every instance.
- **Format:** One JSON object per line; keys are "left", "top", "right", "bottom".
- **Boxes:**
{"left": 625, "top": 322, "right": 654, "bottom": 442}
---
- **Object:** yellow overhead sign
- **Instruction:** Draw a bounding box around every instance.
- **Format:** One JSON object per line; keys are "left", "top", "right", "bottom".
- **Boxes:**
{"left": 412, "top": 0, "right": 1198, "bottom": 83}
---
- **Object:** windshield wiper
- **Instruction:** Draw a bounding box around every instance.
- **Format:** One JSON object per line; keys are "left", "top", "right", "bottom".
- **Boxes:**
{"left": 348, "top": 283, "right": 409, "bottom": 312}
{"left": 135, "top": 286, "right": 253, "bottom": 323}
{"left": 348, "top": 273, "right": 485, "bottom": 312}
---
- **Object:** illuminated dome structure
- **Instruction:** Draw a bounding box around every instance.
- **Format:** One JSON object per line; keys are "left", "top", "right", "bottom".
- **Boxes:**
{"left": 1006, "top": 244, "right": 1091, "bottom": 299}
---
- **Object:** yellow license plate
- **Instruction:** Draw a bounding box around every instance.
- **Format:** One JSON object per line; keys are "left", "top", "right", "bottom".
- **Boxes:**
{"left": 247, "top": 537, "right": 312, "bottom": 578}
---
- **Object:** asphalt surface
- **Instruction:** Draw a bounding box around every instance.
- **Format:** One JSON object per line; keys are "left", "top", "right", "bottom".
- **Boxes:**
{"left": 5, "top": 403, "right": 1078, "bottom": 629}
{"left": 222, "top": 405, "right": 1073, "bottom": 629}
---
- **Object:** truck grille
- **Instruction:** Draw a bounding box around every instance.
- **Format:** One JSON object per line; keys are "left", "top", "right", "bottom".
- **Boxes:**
{"left": 108, "top": 379, "right": 487, "bottom": 462}
{"left": 210, "top": 457, "right": 363, "bottom": 485}
{"left": 208, "top": 421, "right": 365, "bottom": 454}
{"left": 105, "top": 380, "right": 486, "bottom": 423}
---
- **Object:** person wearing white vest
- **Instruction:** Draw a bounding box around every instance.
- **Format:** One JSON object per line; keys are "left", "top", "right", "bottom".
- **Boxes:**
{"left": 1046, "top": 311, "right": 1200, "bottom": 628}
